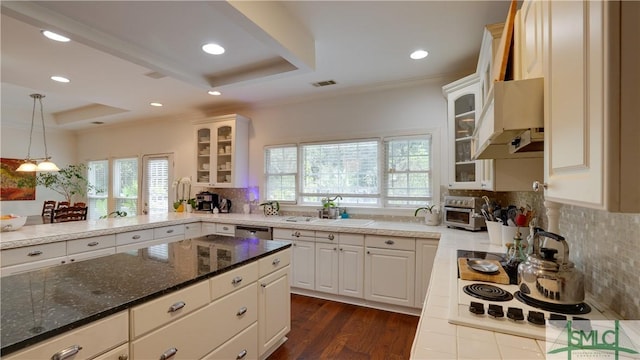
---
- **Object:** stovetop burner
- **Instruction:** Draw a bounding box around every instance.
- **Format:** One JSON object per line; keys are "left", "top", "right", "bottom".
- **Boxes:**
{"left": 514, "top": 291, "right": 591, "bottom": 315}
{"left": 463, "top": 283, "right": 514, "bottom": 302}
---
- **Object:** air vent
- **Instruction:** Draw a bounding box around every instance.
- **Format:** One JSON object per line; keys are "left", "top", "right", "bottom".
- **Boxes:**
{"left": 312, "top": 80, "right": 337, "bottom": 87}
{"left": 145, "top": 71, "right": 166, "bottom": 79}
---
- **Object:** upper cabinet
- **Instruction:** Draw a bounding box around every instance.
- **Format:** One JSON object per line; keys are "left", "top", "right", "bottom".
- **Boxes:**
{"left": 443, "top": 74, "right": 491, "bottom": 190}
{"left": 514, "top": 0, "right": 544, "bottom": 80}
{"left": 194, "top": 114, "right": 250, "bottom": 188}
{"left": 541, "top": 0, "right": 639, "bottom": 212}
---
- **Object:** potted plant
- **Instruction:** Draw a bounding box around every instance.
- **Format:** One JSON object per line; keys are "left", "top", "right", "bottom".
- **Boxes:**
{"left": 259, "top": 200, "right": 280, "bottom": 216}
{"left": 414, "top": 204, "right": 440, "bottom": 226}
{"left": 35, "top": 164, "right": 96, "bottom": 204}
{"left": 172, "top": 177, "right": 192, "bottom": 212}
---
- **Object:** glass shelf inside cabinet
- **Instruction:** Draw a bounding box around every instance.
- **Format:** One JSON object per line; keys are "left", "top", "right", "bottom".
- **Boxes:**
{"left": 197, "top": 128, "right": 211, "bottom": 183}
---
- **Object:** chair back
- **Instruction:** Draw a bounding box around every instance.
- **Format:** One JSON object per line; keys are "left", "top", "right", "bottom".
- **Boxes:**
{"left": 57, "top": 201, "right": 70, "bottom": 209}
{"left": 73, "top": 202, "right": 87, "bottom": 208}
{"left": 42, "top": 200, "right": 56, "bottom": 218}
{"left": 53, "top": 206, "right": 88, "bottom": 223}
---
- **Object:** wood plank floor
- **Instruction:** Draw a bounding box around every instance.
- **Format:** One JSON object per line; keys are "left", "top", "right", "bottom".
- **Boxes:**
{"left": 268, "top": 294, "right": 420, "bottom": 360}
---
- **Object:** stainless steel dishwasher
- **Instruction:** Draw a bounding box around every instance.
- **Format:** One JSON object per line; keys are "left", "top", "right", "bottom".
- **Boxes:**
{"left": 234, "top": 225, "right": 273, "bottom": 240}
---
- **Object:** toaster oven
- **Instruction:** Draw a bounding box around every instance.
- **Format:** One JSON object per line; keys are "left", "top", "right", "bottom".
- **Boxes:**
{"left": 443, "top": 196, "right": 486, "bottom": 231}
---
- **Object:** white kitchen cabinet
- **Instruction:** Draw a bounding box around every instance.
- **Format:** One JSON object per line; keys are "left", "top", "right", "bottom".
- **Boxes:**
{"left": 3, "top": 312, "right": 128, "bottom": 360}
{"left": 515, "top": 0, "right": 544, "bottom": 80}
{"left": 364, "top": 235, "right": 415, "bottom": 308}
{"left": 414, "top": 239, "right": 438, "bottom": 306}
{"left": 193, "top": 114, "right": 249, "bottom": 188}
{"left": 338, "top": 244, "right": 364, "bottom": 298}
{"left": 91, "top": 343, "right": 129, "bottom": 360}
{"left": 291, "top": 240, "right": 315, "bottom": 290}
{"left": 0, "top": 242, "right": 67, "bottom": 277}
{"left": 541, "top": 0, "right": 640, "bottom": 212}
{"left": 315, "top": 242, "right": 339, "bottom": 294}
{"left": 443, "top": 74, "right": 492, "bottom": 190}
{"left": 203, "top": 322, "right": 258, "bottom": 360}
{"left": 258, "top": 265, "right": 291, "bottom": 357}
{"left": 184, "top": 222, "right": 202, "bottom": 239}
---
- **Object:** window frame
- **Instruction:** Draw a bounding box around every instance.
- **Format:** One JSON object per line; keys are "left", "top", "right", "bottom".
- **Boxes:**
{"left": 264, "top": 144, "right": 298, "bottom": 204}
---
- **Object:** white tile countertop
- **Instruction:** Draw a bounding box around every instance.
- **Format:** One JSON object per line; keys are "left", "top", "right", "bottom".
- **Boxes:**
{"left": 0, "top": 213, "right": 441, "bottom": 249}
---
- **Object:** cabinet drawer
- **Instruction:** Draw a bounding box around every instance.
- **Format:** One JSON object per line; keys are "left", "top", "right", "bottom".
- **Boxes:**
{"left": 115, "top": 229, "right": 153, "bottom": 246}
{"left": 154, "top": 224, "right": 185, "bottom": 239}
{"left": 202, "top": 222, "right": 217, "bottom": 235}
{"left": 273, "top": 228, "right": 314, "bottom": 241}
{"left": 258, "top": 248, "right": 291, "bottom": 277}
{"left": 131, "top": 284, "right": 257, "bottom": 360}
{"left": 184, "top": 222, "right": 202, "bottom": 239}
{"left": 210, "top": 261, "right": 258, "bottom": 300}
{"left": 340, "top": 233, "right": 364, "bottom": 246}
{"left": 365, "top": 235, "right": 415, "bottom": 251}
{"left": 202, "top": 322, "right": 258, "bottom": 360}
{"left": 1, "top": 242, "right": 66, "bottom": 267}
{"left": 216, "top": 223, "right": 235, "bottom": 236}
{"left": 315, "top": 231, "right": 339, "bottom": 243}
{"left": 3, "top": 312, "right": 128, "bottom": 360}
{"left": 67, "top": 235, "right": 116, "bottom": 255}
{"left": 92, "top": 343, "right": 128, "bottom": 360}
{"left": 130, "top": 281, "right": 210, "bottom": 338}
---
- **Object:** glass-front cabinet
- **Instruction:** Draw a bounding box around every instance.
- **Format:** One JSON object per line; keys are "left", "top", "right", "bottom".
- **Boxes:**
{"left": 194, "top": 114, "right": 249, "bottom": 188}
{"left": 443, "top": 74, "right": 492, "bottom": 190}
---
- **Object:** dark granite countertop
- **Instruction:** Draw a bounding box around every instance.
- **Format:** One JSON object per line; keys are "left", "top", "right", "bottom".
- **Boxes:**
{"left": 0, "top": 236, "right": 291, "bottom": 356}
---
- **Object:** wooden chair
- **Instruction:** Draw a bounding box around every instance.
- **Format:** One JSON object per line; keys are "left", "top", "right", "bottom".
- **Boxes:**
{"left": 56, "top": 201, "right": 70, "bottom": 209}
{"left": 41, "top": 200, "right": 56, "bottom": 219}
{"left": 73, "top": 202, "right": 86, "bottom": 208}
{"left": 53, "top": 206, "right": 88, "bottom": 223}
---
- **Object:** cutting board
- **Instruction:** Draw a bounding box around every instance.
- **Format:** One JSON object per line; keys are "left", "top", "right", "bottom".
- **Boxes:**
{"left": 458, "top": 258, "right": 510, "bottom": 285}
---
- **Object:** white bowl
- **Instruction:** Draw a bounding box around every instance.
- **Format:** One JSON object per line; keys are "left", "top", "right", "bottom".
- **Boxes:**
{"left": 1, "top": 215, "right": 27, "bottom": 232}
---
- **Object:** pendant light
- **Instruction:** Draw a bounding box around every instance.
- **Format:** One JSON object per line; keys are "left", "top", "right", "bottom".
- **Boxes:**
{"left": 16, "top": 94, "right": 60, "bottom": 172}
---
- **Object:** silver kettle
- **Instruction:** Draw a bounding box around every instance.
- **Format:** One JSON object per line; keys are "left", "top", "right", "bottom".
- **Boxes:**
{"left": 517, "top": 228, "right": 585, "bottom": 305}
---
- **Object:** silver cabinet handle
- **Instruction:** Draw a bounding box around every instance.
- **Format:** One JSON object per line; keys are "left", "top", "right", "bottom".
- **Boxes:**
{"left": 236, "top": 349, "right": 248, "bottom": 359}
{"left": 167, "top": 301, "right": 186, "bottom": 313}
{"left": 533, "top": 180, "right": 548, "bottom": 192}
{"left": 333, "top": 247, "right": 337, "bottom": 251}
{"left": 223, "top": 226, "right": 229, "bottom": 231}
{"left": 293, "top": 231, "right": 300, "bottom": 237}
{"left": 237, "top": 306, "right": 248, "bottom": 316}
{"left": 132, "top": 235, "right": 141, "bottom": 240}
{"left": 231, "top": 276, "right": 243, "bottom": 285}
{"left": 367, "top": 251, "right": 371, "bottom": 255}
{"left": 272, "top": 258, "right": 280, "bottom": 266}
{"left": 118, "top": 355, "right": 129, "bottom": 360}
{"left": 385, "top": 240, "right": 395, "bottom": 245}
{"left": 166, "top": 229, "right": 174, "bottom": 234}
{"left": 159, "top": 347, "right": 178, "bottom": 360}
{"left": 28, "top": 250, "right": 43, "bottom": 257}
{"left": 328, "top": 234, "right": 335, "bottom": 241}
{"left": 51, "top": 345, "right": 82, "bottom": 360}
{"left": 87, "top": 241, "right": 99, "bottom": 247}
{"left": 339, "top": 247, "right": 343, "bottom": 251}
{"left": 260, "top": 283, "right": 267, "bottom": 288}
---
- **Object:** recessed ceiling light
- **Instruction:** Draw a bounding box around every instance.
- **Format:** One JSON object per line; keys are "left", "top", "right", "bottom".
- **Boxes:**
{"left": 150, "top": 102, "right": 163, "bottom": 107}
{"left": 51, "top": 76, "right": 70, "bottom": 83}
{"left": 208, "top": 90, "right": 221, "bottom": 96}
{"left": 202, "top": 43, "right": 225, "bottom": 55}
{"left": 410, "top": 50, "right": 429, "bottom": 60}
{"left": 41, "top": 30, "right": 70, "bottom": 42}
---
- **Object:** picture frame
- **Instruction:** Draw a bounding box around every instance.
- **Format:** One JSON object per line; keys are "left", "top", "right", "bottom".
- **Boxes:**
{"left": 0, "top": 158, "right": 36, "bottom": 201}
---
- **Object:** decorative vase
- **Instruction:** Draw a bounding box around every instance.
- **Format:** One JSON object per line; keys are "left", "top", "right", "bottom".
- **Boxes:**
{"left": 176, "top": 203, "right": 185, "bottom": 213}
{"left": 424, "top": 212, "right": 439, "bottom": 226}
{"left": 186, "top": 203, "right": 193, "bottom": 213}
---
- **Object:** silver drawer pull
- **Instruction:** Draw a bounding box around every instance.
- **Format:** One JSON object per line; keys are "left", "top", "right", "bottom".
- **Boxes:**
{"left": 159, "top": 347, "right": 178, "bottom": 360}
{"left": 166, "top": 229, "right": 174, "bottom": 233}
{"left": 87, "top": 241, "right": 99, "bottom": 247}
{"left": 293, "top": 231, "right": 300, "bottom": 237}
{"left": 118, "top": 355, "right": 129, "bottom": 360}
{"left": 272, "top": 258, "right": 280, "bottom": 266}
{"left": 237, "top": 306, "right": 248, "bottom": 316}
{"left": 51, "top": 345, "right": 82, "bottom": 360}
{"left": 231, "top": 276, "right": 243, "bottom": 285}
{"left": 132, "top": 235, "right": 141, "bottom": 240}
{"left": 260, "top": 283, "right": 267, "bottom": 288}
{"left": 28, "top": 250, "right": 43, "bottom": 257}
{"left": 385, "top": 240, "right": 395, "bottom": 245}
{"left": 223, "top": 226, "right": 229, "bottom": 230}
{"left": 167, "top": 301, "right": 186, "bottom": 313}
{"left": 328, "top": 234, "right": 335, "bottom": 241}
{"left": 237, "top": 349, "right": 248, "bottom": 359}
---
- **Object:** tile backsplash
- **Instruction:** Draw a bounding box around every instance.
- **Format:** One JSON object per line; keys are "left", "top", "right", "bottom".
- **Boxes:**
{"left": 206, "top": 187, "right": 639, "bottom": 319}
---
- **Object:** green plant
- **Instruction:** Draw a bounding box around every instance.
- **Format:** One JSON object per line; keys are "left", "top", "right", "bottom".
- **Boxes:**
{"left": 259, "top": 201, "right": 280, "bottom": 211}
{"left": 322, "top": 195, "right": 342, "bottom": 208}
{"left": 100, "top": 210, "right": 127, "bottom": 219}
{"left": 36, "top": 164, "right": 96, "bottom": 204}
{"left": 414, "top": 204, "right": 437, "bottom": 216}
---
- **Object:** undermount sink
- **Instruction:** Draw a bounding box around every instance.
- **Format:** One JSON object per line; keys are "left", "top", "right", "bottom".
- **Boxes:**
{"left": 328, "top": 218, "right": 375, "bottom": 227}
{"left": 280, "top": 216, "right": 319, "bottom": 223}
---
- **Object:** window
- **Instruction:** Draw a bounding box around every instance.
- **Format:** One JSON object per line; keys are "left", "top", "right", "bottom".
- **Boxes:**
{"left": 87, "top": 160, "right": 108, "bottom": 219}
{"left": 385, "top": 135, "right": 432, "bottom": 207}
{"left": 300, "top": 140, "right": 379, "bottom": 206}
{"left": 263, "top": 133, "right": 436, "bottom": 209}
{"left": 264, "top": 145, "right": 298, "bottom": 202}
{"left": 114, "top": 158, "right": 139, "bottom": 215}
{"left": 142, "top": 154, "right": 173, "bottom": 214}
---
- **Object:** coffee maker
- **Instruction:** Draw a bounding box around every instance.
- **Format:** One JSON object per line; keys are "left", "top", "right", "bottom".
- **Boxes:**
{"left": 196, "top": 191, "right": 218, "bottom": 212}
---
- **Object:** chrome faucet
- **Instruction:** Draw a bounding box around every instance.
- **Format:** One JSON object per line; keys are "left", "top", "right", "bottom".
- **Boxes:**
{"left": 320, "top": 195, "right": 343, "bottom": 219}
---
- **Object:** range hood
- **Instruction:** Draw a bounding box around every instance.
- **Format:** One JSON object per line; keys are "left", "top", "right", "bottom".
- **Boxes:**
{"left": 472, "top": 77, "right": 544, "bottom": 159}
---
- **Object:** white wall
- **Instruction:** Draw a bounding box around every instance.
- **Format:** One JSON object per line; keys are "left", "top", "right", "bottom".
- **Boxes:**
{"left": 1, "top": 124, "right": 77, "bottom": 215}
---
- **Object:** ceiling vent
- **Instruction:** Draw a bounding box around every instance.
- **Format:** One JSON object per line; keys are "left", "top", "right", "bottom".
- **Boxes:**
{"left": 312, "top": 80, "right": 337, "bottom": 87}
{"left": 144, "top": 71, "right": 166, "bottom": 79}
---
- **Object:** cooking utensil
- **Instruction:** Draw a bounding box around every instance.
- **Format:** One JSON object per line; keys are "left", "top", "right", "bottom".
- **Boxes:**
{"left": 467, "top": 259, "right": 500, "bottom": 274}
{"left": 517, "top": 228, "right": 585, "bottom": 305}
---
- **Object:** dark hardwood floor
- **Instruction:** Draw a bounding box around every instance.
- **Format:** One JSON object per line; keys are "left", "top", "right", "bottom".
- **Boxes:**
{"left": 268, "top": 294, "right": 419, "bottom": 360}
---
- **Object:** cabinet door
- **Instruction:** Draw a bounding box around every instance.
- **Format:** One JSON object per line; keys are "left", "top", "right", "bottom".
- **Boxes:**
{"left": 338, "top": 244, "right": 364, "bottom": 298}
{"left": 365, "top": 247, "right": 415, "bottom": 307}
{"left": 415, "top": 240, "right": 438, "bottom": 307}
{"left": 195, "top": 125, "right": 213, "bottom": 185}
{"left": 519, "top": 0, "right": 544, "bottom": 79}
{"left": 291, "top": 240, "right": 315, "bottom": 290}
{"left": 258, "top": 266, "right": 290, "bottom": 357}
{"left": 315, "top": 242, "right": 339, "bottom": 294}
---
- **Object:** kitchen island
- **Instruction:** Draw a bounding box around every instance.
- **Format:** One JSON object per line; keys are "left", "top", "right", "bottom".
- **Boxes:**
{"left": 1, "top": 236, "right": 292, "bottom": 359}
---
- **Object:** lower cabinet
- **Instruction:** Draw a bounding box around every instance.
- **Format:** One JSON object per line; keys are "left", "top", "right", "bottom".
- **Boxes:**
{"left": 203, "top": 322, "right": 258, "bottom": 360}
{"left": 338, "top": 244, "right": 364, "bottom": 298}
{"left": 92, "top": 343, "right": 129, "bottom": 360}
{"left": 415, "top": 239, "right": 438, "bottom": 306}
{"left": 258, "top": 265, "right": 291, "bottom": 357}
{"left": 291, "top": 240, "right": 315, "bottom": 290}
{"left": 364, "top": 246, "right": 416, "bottom": 308}
{"left": 315, "top": 242, "right": 339, "bottom": 294}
